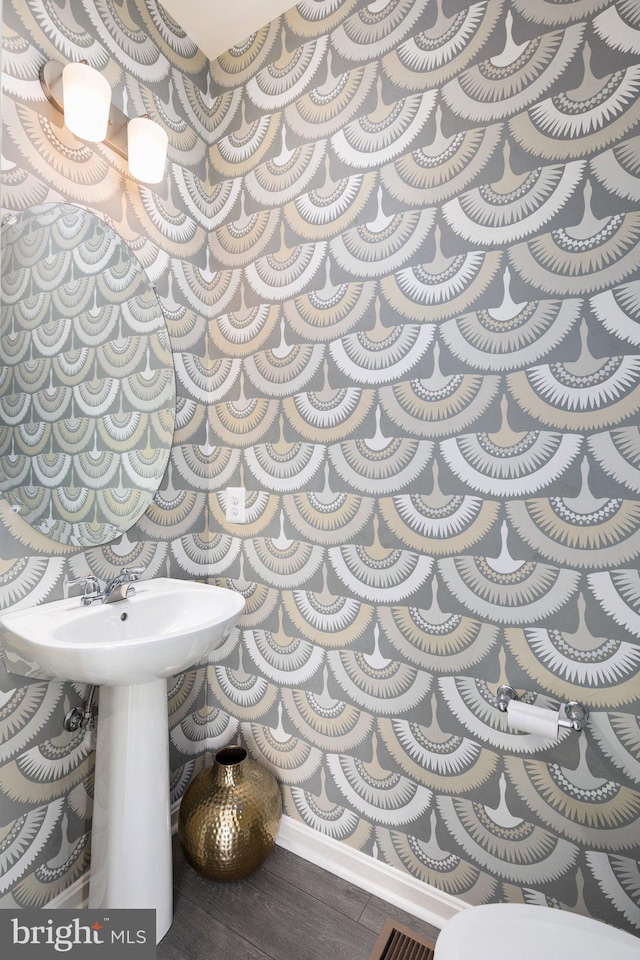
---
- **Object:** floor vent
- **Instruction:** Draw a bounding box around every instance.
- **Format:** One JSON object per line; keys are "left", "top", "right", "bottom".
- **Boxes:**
{"left": 367, "top": 918, "right": 437, "bottom": 960}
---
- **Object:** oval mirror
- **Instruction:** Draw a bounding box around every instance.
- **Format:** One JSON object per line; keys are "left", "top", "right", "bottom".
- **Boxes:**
{"left": 0, "top": 202, "right": 175, "bottom": 548}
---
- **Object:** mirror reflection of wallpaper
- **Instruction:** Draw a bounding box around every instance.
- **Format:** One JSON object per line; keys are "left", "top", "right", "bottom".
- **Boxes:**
{"left": 1, "top": 0, "right": 640, "bottom": 937}
{"left": 0, "top": 203, "right": 175, "bottom": 546}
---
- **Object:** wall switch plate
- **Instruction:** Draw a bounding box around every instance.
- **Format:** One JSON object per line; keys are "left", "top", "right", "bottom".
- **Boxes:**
{"left": 226, "top": 487, "right": 246, "bottom": 523}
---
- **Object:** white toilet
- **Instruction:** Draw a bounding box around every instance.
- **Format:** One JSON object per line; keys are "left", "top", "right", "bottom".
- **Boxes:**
{"left": 434, "top": 904, "right": 640, "bottom": 960}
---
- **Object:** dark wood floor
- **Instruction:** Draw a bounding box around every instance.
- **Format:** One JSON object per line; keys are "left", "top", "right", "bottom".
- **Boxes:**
{"left": 159, "top": 838, "right": 440, "bottom": 960}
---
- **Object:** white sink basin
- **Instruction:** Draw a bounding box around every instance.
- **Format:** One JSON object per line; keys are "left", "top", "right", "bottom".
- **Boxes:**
{"left": 0, "top": 576, "right": 245, "bottom": 943}
{"left": 0, "top": 577, "right": 245, "bottom": 686}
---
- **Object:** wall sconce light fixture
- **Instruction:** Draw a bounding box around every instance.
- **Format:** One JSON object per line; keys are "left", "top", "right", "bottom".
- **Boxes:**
{"left": 127, "top": 117, "right": 169, "bottom": 186}
{"left": 40, "top": 60, "right": 168, "bottom": 185}
{"left": 61, "top": 62, "right": 111, "bottom": 142}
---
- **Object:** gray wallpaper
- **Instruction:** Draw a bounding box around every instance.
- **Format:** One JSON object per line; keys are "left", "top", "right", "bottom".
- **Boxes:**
{"left": 0, "top": 0, "right": 215, "bottom": 909}
{"left": 1, "top": 0, "right": 640, "bottom": 936}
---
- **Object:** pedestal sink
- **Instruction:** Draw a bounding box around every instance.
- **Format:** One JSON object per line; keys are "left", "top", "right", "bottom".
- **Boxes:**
{"left": 0, "top": 578, "right": 245, "bottom": 942}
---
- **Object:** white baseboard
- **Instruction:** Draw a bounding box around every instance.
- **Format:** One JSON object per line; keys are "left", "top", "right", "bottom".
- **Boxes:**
{"left": 274, "top": 815, "right": 465, "bottom": 930}
{"left": 48, "top": 807, "right": 466, "bottom": 930}
{"left": 172, "top": 804, "right": 462, "bottom": 929}
{"left": 46, "top": 873, "right": 90, "bottom": 910}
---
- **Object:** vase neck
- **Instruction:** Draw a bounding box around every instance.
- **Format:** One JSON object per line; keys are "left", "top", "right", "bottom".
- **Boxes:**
{"left": 213, "top": 746, "right": 247, "bottom": 786}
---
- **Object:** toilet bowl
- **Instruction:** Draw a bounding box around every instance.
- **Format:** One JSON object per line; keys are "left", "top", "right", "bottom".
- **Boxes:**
{"left": 434, "top": 904, "right": 639, "bottom": 960}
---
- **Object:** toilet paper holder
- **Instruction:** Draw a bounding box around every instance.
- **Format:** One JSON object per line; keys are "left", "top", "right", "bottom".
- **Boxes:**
{"left": 497, "top": 685, "right": 589, "bottom": 732}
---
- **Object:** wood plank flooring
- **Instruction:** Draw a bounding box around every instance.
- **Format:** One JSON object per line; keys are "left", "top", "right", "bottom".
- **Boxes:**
{"left": 159, "top": 839, "right": 440, "bottom": 960}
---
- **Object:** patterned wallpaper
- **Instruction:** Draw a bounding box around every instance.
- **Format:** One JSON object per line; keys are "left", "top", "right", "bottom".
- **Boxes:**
{"left": 1, "top": 0, "right": 640, "bottom": 937}
{"left": 203, "top": 0, "right": 640, "bottom": 934}
{"left": 0, "top": 0, "right": 218, "bottom": 909}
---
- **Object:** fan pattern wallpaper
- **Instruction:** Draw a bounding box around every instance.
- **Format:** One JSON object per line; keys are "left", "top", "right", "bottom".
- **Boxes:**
{"left": 1, "top": 0, "right": 640, "bottom": 933}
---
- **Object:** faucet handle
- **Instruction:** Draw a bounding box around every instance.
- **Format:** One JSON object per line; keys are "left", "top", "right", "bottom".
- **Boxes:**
{"left": 68, "top": 575, "right": 102, "bottom": 604}
{"left": 120, "top": 566, "right": 143, "bottom": 580}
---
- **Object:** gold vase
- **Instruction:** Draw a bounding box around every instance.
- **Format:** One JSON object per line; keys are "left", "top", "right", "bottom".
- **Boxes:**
{"left": 178, "top": 745, "right": 282, "bottom": 882}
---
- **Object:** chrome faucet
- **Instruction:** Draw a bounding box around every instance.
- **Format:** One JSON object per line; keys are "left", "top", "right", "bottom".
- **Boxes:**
{"left": 102, "top": 568, "right": 143, "bottom": 604}
{"left": 68, "top": 567, "right": 143, "bottom": 606}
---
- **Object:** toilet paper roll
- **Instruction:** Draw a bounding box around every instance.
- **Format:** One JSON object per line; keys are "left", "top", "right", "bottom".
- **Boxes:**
{"left": 506, "top": 700, "right": 560, "bottom": 739}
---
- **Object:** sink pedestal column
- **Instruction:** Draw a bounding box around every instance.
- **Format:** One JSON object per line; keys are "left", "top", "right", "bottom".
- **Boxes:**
{"left": 89, "top": 679, "right": 173, "bottom": 943}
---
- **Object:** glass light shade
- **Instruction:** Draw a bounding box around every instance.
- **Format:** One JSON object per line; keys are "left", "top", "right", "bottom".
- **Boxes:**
{"left": 127, "top": 118, "right": 169, "bottom": 184}
{"left": 62, "top": 62, "right": 111, "bottom": 142}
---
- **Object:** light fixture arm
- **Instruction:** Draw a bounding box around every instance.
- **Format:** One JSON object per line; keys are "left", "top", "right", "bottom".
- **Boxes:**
{"left": 40, "top": 59, "right": 129, "bottom": 160}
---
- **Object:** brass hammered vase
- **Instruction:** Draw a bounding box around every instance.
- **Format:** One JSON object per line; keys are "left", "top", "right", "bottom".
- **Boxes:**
{"left": 178, "top": 745, "right": 282, "bottom": 882}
